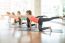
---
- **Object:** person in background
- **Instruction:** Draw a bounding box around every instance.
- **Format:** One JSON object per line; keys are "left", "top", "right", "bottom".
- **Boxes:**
{"left": 11, "top": 11, "right": 22, "bottom": 26}
{"left": 16, "top": 11, "right": 22, "bottom": 26}
{"left": 11, "top": 12, "right": 16, "bottom": 25}
{"left": 2, "top": 12, "right": 11, "bottom": 22}
{"left": 1, "top": 12, "right": 11, "bottom": 28}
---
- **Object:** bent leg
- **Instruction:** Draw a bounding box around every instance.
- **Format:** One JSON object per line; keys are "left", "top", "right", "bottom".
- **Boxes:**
{"left": 38, "top": 16, "right": 59, "bottom": 31}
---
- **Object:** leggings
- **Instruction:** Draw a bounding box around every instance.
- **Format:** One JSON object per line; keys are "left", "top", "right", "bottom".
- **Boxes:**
{"left": 14, "top": 17, "right": 21, "bottom": 25}
{"left": 38, "top": 17, "right": 60, "bottom": 31}
{"left": 27, "top": 16, "right": 60, "bottom": 31}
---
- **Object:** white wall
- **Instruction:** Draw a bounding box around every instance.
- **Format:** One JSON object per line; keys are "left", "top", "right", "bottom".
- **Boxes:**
{"left": 0, "top": 0, "right": 11, "bottom": 15}
{"left": 41, "top": 0, "right": 63, "bottom": 17}
{"left": 11, "top": 0, "right": 34, "bottom": 15}
{"left": 0, "top": 0, "right": 34, "bottom": 15}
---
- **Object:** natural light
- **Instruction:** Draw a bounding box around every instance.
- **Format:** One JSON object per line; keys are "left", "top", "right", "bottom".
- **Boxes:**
{"left": 0, "top": 0, "right": 34, "bottom": 15}
{"left": 41, "top": 0, "right": 63, "bottom": 17}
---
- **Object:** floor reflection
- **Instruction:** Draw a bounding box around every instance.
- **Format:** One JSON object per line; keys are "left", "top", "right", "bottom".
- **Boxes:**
{"left": 0, "top": 18, "right": 65, "bottom": 43}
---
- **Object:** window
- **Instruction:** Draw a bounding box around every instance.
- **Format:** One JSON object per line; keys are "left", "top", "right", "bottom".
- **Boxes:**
{"left": 0, "top": 0, "right": 34, "bottom": 15}
{"left": 41, "top": 0, "right": 63, "bottom": 17}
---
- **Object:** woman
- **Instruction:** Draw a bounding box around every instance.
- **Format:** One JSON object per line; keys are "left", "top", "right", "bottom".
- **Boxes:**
{"left": 26, "top": 10, "right": 62, "bottom": 31}
{"left": 11, "top": 12, "right": 16, "bottom": 25}
{"left": 16, "top": 11, "right": 22, "bottom": 25}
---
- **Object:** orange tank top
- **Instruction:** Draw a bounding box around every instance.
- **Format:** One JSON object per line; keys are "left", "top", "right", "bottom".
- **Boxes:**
{"left": 29, "top": 16, "right": 39, "bottom": 23}
{"left": 14, "top": 17, "right": 19, "bottom": 21}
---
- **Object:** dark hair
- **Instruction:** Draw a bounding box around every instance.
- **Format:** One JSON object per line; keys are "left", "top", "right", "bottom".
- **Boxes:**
{"left": 26, "top": 10, "right": 32, "bottom": 15}
{"left": 17, "top": 11, "right": 21, "bottom": 14}
{"left": 7, "top": 12, "right": 10, "bottom": 14}
{"left": 12, "top": 12, "right": 15, "bottom": 15}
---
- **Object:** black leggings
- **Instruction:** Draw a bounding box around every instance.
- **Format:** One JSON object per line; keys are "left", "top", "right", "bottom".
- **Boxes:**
{"left": 27, "top": 17, "right": 60, "bottom": 31}
{"left": 38, "top": 17, "right": 60, "bottom": 31}
{"left": 14, "top": 17, "right": 21, "bottom": 25}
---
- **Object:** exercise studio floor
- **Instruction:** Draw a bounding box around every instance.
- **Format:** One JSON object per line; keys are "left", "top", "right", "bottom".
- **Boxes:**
{"left": 0, "top": 18, "right": 65, "bottom": 43}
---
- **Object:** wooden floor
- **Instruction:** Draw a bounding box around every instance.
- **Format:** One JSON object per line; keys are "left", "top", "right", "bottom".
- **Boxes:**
{"left": 0, "top": 29, "right": 65, "bottom": 43}
{"left": 0, "top": 18, "right": 65, "bottom": 43}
